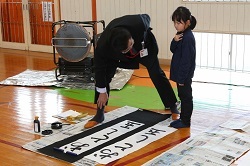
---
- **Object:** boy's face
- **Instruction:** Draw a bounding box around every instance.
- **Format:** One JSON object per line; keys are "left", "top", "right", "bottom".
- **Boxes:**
{"left": 121, "top": 37, "right": 134, "bottom": 54}
{"left": 173, "top": 20, "right": 190, "bottom": 32}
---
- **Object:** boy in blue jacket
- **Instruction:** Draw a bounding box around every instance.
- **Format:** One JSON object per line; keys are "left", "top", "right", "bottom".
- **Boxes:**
{"left": 170, "top": 6, "right": 197, "bottom": 128}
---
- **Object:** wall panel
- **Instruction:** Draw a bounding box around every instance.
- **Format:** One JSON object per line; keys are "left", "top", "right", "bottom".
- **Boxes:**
{"left": 196, "top": 4, "right": 206, "bottom": 31}
{"left": 60, "top": 0, "right": 92, "bottom": 21}
{"left": 236, "top": 4, "right": 245, "bottom": 33}
{"left": 216, "top": 4, "right": 224, "bottom": 31}
{"left": 243, "top": 4, "right": 250, "bottom": 33}
{"left": 238, "top": 4, "right": 245, "bottom": 32}
{"left": 229, "top": 5, "right": 237, "bottom": 32}
{"left": 204, "top": 4, "right": 212, "bottom": 30}
{"left": 210, "top": 4, "right": 217, "bottom": 31}
{"left": 223, "top": 5, "right": 231, "bottom": 32}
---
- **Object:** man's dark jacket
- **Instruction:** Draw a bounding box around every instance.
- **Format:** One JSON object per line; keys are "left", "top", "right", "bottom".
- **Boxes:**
{"left": 94, "top": 14, "right": 150, "bottom": 89}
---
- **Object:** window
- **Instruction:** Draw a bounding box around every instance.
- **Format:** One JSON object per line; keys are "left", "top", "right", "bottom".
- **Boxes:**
{"left": 194, "top": 32, "right": 250, "bottom": 72}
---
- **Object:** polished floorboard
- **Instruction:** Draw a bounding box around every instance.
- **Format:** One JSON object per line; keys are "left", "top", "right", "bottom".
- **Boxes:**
{"left": 0, "top": 48, "right": 249, "bottom": 166}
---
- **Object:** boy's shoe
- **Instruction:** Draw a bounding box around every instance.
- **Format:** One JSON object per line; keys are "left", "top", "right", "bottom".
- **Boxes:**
{"left": 84, "top": 108, "right": 104, "bottom": 129}
{"left": 84, "top": 120, "right": 99, "bottom": 129}
{"left": 84, "top": 115, "right": 104, "bottom": 129}
{"left": 170, "top": 119, "right": 190, "bottom": 128}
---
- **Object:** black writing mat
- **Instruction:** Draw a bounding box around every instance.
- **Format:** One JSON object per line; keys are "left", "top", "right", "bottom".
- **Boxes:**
{"left": 38, "top": 109, "right": 170, "bottom": 163}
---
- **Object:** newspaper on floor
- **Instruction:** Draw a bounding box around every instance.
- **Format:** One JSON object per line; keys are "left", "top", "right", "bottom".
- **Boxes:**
{"left": 219, "top": 119, "right": 250, "bottom": 133}
{"left": 143, "top": 127, "right": 250, "bottom": 166}
{"left": 0, "top": 68, "right": 133, "bottom": 90}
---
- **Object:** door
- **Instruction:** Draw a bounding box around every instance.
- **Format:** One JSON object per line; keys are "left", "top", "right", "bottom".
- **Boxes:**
{"left": 0, "top": 0, "right": 59, "bottom": 53}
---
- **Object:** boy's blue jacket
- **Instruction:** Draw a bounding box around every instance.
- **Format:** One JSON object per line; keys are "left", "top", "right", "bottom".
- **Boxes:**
{"left": 170, "top": 28, "right": 196, "bottom": 84}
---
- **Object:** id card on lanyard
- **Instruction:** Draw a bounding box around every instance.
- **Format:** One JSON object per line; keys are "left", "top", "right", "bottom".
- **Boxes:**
{"left": 140, "top": 41, "right": 148, "bottom": 58}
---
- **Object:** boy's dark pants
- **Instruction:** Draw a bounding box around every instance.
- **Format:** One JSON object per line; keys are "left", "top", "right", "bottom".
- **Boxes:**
{"left": 177, "top": 79, "right": 193, "bottom": 125}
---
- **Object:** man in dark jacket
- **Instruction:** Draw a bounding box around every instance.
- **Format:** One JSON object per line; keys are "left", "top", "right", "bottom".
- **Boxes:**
{"left": 84, "top": 14, "right": 179, "bottom": 129}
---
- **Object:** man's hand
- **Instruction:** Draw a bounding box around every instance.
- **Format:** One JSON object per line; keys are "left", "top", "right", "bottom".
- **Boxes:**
{"left": 97, "top": 92, "right": 109, "bottom": 109}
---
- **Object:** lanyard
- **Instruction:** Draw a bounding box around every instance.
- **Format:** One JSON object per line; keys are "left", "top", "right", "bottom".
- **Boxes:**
{"left": 125, "top": 40, "right": 145, "bottom": 59}
{"left": 126, "top": 49, "right": 140, "bottom": 58}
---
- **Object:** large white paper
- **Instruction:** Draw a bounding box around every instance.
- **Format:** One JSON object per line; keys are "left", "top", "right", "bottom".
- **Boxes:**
{"left": 85, "top": 123, "right": 176, "bottom": 164}
{"left": 57, "top": 120, "right": 144, "bottom": 155}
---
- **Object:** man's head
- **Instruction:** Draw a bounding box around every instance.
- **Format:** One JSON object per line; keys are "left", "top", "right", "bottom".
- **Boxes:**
{"left": 110, "top": 27, "right": 133, "bottom": 53}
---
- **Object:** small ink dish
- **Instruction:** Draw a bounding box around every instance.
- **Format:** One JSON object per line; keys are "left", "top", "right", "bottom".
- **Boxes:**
{"left": 51, "top": 122, "right": 70, "bottom": 129}
{"left": 41, "top": 129, "right": 53, "bottom": 135}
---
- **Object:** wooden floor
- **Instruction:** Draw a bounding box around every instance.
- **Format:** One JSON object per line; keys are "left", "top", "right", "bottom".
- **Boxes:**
{"left": 0, "top": 48, "right": 249, "bottom": 166}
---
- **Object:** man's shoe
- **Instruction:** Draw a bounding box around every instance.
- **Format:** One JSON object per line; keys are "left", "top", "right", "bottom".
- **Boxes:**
{"left": 165, "top": 106, "right": 171, "bottom": 110}
{"left": 165, "top": 101, "right": 181, "bottom": 110}
{"left": 171, "top": 113, "right": 180, "bottom": 120}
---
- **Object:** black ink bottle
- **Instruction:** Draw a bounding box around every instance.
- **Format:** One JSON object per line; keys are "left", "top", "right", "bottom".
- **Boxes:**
{"left": 34, "top": 116, "right": 41, "bottom": 133}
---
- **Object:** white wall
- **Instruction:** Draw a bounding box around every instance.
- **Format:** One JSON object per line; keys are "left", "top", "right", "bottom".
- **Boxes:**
{"left": 59, "top": 0, "right": 250, "bottom": 60}
{"left": 60, "top": 0, "right": 92, "bottom": 21}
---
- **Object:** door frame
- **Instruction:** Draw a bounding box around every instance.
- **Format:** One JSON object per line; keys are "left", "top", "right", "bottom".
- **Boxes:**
{"left": 0, "top": 0, "right": 60, "bottom": 53}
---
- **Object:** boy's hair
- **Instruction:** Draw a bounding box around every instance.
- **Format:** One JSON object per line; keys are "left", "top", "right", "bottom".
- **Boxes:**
{"left": 172, "top": 6, "right": 197, "bottom": 30}
{"left": 110, "top": 27, "right": 132, "bottom": 52}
